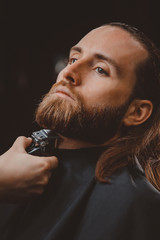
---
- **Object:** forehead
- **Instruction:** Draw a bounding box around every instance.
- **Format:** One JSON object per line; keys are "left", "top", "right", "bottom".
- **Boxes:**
{"left": 77, "top": 26, "right": 148, "bottom": 70}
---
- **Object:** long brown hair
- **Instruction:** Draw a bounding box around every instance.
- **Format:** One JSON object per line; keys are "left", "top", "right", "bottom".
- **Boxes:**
{"left": 95, "top": 22, "right": 160, "bottom": 191}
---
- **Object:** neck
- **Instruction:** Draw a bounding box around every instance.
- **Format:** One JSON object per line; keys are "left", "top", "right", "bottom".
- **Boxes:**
{"left": 56, "top": 135, "right": 98, "bottom": 149}
{"left": 55, "top": 134, "right": 117, "bottom": 149}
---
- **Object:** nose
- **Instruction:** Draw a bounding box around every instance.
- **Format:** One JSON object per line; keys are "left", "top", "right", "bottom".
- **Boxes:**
{"left": 62, "top": 61, "right": 82, "bottom": 86}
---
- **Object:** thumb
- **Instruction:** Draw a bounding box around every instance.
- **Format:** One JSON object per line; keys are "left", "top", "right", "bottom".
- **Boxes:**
{"left": 44, "top": 156, "right": 59, "bottom": 171}
{"left": 12, "top": 136, "right": 33, "bottom": 153}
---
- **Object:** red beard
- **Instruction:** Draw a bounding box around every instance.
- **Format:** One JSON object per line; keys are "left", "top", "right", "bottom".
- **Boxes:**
{"left": 36, "top": 81, "right": 130, "bottom": 144}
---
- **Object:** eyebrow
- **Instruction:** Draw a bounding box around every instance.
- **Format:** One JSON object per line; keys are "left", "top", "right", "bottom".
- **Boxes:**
{"left": 70, "top": 46, "right": 121, "bottom": 76}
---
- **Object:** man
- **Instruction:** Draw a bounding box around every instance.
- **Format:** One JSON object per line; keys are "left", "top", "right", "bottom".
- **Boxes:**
{"left": 1, "top": 22, "right": 160, "bottom": 240}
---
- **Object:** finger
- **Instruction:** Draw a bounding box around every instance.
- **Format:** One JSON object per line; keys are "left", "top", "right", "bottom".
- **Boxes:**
{"left": 36, "top": 175, "right": 50, "bottom": 186}
{"left": 48, "top": 172, "right": 52, "bottom": 179}
{"left": 44, "top": 156, "right": 59, "bottom": 171}
{"left": 12, "top": 136, "right": 33, "bottom": 153}
{"left": 28, "top": 186, "right": 45, "bottom": 195}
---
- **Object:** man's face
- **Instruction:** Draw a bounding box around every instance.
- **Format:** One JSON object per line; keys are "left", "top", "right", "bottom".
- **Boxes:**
{"left": 36, "top": 26, "right": 148, "bottom": 144}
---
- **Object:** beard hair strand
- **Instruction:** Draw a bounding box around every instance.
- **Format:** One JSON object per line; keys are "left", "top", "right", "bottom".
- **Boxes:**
{"left": 35, "top": 89, "right": 129, "bottom": 144}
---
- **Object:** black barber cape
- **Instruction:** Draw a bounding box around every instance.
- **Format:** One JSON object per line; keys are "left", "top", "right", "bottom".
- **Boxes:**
{"left": 0, "top": 147, "right": 160, "bottom": 240}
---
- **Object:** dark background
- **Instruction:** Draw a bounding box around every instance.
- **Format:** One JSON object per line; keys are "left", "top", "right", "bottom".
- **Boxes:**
{"left": 0, "top": 0, "right": 160, "bottom": 153}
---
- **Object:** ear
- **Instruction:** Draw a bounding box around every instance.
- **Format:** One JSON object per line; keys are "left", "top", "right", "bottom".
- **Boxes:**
{"left": 123, "top": 99, "right": 153, "bottom": 126}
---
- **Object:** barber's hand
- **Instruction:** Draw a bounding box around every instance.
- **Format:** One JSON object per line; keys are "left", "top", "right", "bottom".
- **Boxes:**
{"left": 0, "top": 136, "right": 58, "bottom": 203}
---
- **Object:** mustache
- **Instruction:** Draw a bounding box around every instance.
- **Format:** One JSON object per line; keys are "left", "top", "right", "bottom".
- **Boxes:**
{"left": 48, "top": 80, "right": 82, "bottom": 101}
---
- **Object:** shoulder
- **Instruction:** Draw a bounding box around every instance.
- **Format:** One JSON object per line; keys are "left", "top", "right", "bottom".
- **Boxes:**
{"left": 94, "top": 161, "right": 160, "bottom": 217}
{"left": 106, "top": 158, "right": 160, "bottom": 200}
{"left": 93, "top": 164, "right": 160, "bottom": 239}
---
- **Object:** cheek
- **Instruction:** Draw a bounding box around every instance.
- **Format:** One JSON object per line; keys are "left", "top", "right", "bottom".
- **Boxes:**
{"left": 106, "top": 89, "right": 131, "bottom": 106}
{"left": 81, "top": 82, "right": 131, "bottom": 107}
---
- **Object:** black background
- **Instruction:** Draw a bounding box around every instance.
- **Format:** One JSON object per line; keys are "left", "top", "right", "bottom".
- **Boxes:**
{"left": 0, "top": 0, "right": 160, "bottom": 153}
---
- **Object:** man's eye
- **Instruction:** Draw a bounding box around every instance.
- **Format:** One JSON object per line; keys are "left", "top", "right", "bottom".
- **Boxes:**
{"left": 96, "top": 67, "right": 109, "bottom": 76}
{"left": 69, "top": 58, "right": 77, "bottom": 64}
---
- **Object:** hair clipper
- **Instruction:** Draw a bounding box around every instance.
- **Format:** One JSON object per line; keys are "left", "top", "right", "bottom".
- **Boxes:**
{"left": 27, "top": 129, "right": 59, "bottom": 156}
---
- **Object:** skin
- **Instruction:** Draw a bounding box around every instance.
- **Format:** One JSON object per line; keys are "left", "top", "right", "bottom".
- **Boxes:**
{"left": 0, "top": 137, "right": 58, "bottom": 202}
{"left": 52, "top": 26, "right": 152, "bottom": 148}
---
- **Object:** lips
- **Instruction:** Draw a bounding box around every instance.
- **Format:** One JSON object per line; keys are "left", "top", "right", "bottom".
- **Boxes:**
{"left": 54, "top": 87, "right": 74, "bottom": 100}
